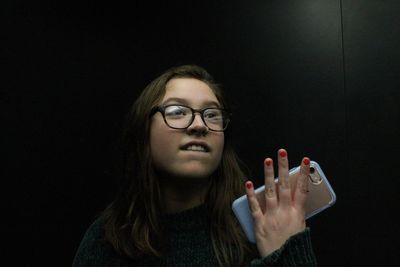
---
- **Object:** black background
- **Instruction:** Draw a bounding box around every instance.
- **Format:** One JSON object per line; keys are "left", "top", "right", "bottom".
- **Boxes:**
{"left": 3, "top": 0, "right": 400, "bottom": 266}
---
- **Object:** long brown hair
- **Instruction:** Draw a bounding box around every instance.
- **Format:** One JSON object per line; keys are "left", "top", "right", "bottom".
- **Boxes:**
{"left": 102, "top": 65, "right": 255, "bottom": 266}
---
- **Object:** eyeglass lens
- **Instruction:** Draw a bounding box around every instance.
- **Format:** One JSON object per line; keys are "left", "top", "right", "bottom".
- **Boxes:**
{"left": 163, "top": 105, "right": 227, "bottom": 131}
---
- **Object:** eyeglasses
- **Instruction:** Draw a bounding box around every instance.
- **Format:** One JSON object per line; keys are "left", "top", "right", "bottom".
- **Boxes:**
{"left": 150, "top": 104, "right": 230, "bottom": 132}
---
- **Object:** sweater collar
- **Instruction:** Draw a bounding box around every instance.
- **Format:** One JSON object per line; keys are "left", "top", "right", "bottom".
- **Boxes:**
{"left": 161, "top": 204, "right": 209, "bottom": 232}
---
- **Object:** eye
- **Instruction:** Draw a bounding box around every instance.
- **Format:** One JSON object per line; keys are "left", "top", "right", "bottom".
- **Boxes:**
{"left": 204, "top": 109, "right": 223, "bottom": 121}
{"left": 164, "top": 105, "right": 189, "bottom": 117}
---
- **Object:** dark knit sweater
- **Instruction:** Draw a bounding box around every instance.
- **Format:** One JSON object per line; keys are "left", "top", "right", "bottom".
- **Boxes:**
{"left": 72, "top": 205, "right": 317, "bottom": 266}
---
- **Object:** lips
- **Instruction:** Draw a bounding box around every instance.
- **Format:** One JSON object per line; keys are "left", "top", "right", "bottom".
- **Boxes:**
{"left": 180, "top": 141, "right": 210, "bottom": 152}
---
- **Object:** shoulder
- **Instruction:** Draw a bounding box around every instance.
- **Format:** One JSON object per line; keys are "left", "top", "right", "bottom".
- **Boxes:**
{"left": 72, "top": 217, "right": 113, "bottom": 267}
{"left": 72, "top": 217, "right": 161, "bottom": 267}
{"left": 78, "top": 217, "right": 105, "bottom": 249}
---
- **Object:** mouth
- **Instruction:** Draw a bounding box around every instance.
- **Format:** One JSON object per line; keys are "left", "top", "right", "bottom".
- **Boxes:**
{"left": 180, "top": 142, "right": 210, "bottom": 153}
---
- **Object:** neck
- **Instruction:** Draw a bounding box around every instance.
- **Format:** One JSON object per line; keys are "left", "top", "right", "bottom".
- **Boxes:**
{"left": 160, "top": 176, "right": 211, "bottom": 214}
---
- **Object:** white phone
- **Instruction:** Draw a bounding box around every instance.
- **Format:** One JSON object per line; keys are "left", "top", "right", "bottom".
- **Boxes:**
{"left": 231, "top": 161, "right": 336, "bottom": 243}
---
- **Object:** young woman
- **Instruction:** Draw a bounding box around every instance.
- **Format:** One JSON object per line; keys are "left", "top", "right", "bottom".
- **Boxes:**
{"left": 72, "top": 65, "right": 317, "bottom": 266}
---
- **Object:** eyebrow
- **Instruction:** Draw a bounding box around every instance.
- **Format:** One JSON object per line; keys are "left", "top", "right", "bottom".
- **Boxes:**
{"left": 161, "top": 97, "right": 221, "bottom": 108}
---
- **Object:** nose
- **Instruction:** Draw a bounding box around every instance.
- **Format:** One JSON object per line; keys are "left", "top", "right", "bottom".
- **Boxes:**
{"left": 186, "top": 113, "right": 208, "bottom": 135}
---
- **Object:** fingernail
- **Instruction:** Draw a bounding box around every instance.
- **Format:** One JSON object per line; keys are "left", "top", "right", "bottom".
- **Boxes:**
{"left": 265, "top": 158, "right": 273, "bottom": 166}
{"left": 303, "top": 157, "right": 310, "bottom": 165}
{"left": 245, "top": 181, "right": 253, "bottom": 189}
{"left": 279, "top": 149, "right": 287, "bottom": 158}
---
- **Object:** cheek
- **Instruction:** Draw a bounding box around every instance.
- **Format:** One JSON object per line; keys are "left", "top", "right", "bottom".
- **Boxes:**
{"left": 213, "top": 134, "right": 225, "bottom": 162}
{"left": 149, "top": 121, "right": 176, "bottom": 165}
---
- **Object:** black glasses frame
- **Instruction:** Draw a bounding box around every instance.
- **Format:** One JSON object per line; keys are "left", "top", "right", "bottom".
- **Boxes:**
{"left": 150, "top": 104, "right": 231, "bottom": 132}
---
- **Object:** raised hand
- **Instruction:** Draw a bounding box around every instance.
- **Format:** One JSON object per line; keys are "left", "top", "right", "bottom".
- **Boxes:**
{"left": 245, "top": 148, "right": 311, "bottom": 257}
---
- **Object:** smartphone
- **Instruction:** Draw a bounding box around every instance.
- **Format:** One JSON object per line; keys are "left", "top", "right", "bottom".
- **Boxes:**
{"left": 231, "top": 161, "right": 336, "bottom": 243}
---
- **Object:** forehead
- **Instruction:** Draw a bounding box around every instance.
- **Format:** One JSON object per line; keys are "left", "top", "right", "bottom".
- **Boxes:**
{"left": 162, "top": 78, "right": 220, "bottom": 107}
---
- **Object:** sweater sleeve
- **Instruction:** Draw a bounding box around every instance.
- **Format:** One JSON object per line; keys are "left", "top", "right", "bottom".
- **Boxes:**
{"left": 249, "top": 228, "right": 317, "bottom": 267}
{"left": 72, "top": 219, "right": 101, "bottom": 267}
{"left": 72, "top": 218, "right": 123, "bottom": 267}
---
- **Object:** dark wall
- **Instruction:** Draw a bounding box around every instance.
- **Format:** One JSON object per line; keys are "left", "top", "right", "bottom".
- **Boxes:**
{"left": 3, "top": 0, "right": 399, "bottom": 266}
{"left": 339, "top": 1, "right": 400, "bottom": 264}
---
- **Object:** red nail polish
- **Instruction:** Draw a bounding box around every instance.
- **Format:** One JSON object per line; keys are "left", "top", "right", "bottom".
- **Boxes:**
{"left": 279, "top": 150, "right": 287, "bottom": 157}
{"left": 265, "top": 158, "right": 272, "bottom": 166}
{"left": 303, "top": 157, "right": 310, "bottom": 165}
{"left": 246, "top": 181, "right": 253, "bottom": 189}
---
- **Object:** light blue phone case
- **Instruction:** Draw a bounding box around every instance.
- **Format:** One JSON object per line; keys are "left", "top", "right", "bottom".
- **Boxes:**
{"left": 231, "top": 161, "right": 336, "bottom": 243}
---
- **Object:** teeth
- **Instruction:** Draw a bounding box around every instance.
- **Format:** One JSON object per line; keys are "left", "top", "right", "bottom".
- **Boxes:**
{"left": 185, "top": 145, "right": 206, "bottom": 152}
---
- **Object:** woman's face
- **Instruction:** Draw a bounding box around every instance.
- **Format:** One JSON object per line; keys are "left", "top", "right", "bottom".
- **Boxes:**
{"left": 150, "top": 78, "right": 225, "bottom": 180}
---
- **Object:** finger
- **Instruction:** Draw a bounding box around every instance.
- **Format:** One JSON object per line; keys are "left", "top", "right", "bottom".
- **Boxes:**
{"left": 277, "top": 148, "right": 291, "bottom": 207}
{"left": 294, "top": 157, "right": 311, "bottom": 212}
{"left": 245, "top": 181, "right": 263, "bottom": 218}
{"left": 277, "top": 148, "right": 289, "bottom": 188}
{"left": 264, "top": 158, "right": 278, "bottom": 211}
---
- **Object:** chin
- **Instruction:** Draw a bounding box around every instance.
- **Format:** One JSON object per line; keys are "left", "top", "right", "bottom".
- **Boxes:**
{"left": 178, "top": 170, "right": 213, "bottom": 180}
{"left": 155, "top": 160, "right": 219, "bottom": 181}
{"left": 174, "top": 164, "right": 216, "bottom": 180}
